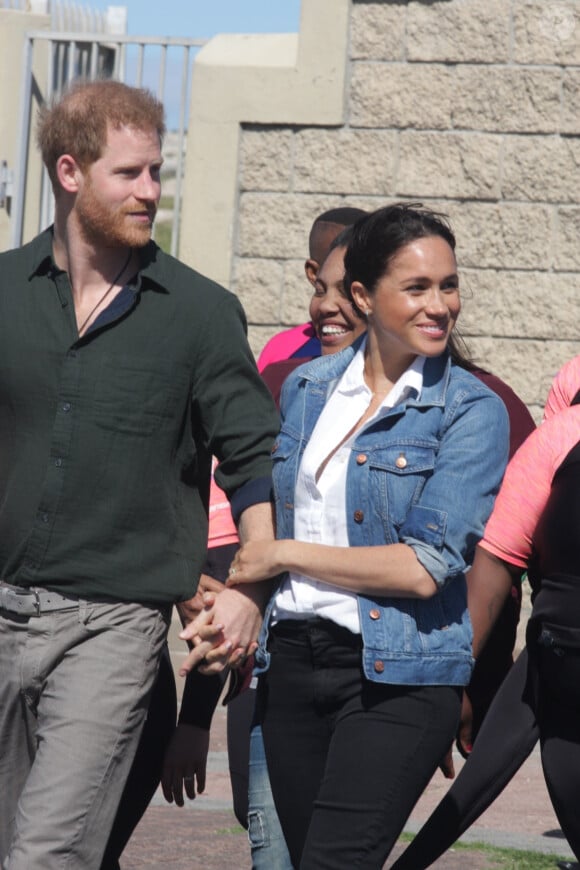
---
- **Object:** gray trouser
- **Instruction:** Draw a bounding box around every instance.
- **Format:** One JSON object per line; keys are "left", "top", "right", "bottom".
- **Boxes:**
{"left": 0, "top": 597, "right": 170, "bottom": 870}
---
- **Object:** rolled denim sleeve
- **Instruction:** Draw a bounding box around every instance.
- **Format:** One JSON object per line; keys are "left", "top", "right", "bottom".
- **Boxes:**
{"left": 399, "top": 383, "right": 510, "bottom": 588}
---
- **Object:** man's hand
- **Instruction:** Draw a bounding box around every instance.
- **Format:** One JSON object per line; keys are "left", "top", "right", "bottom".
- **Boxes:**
{"left": 179, "top": 584, "right": 267, "bottom": 676}
{"left": 161, "top": 723, "right": 210, "bottom": 806}
{"left": 176, "top": 574, "right": 224, "bottom": 628}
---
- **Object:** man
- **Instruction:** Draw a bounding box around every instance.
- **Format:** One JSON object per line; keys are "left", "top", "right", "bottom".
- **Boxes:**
{"left": 0, "top": 79, "right": 278, "bottom": 869}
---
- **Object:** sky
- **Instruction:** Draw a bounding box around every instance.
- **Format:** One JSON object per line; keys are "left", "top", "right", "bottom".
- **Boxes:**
{"left": 83, "top": 1, "right": 302, "bottom": 128}
{"left": 89, "top": 1, "right": 301, "bottom": 39}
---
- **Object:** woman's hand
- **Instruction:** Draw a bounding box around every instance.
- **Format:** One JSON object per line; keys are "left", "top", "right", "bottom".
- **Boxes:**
{"left": 226, "top": 540, "right": 287, "bottom": 586}
{"left": 161, "top": 723, "right": 210, "bottom": 806}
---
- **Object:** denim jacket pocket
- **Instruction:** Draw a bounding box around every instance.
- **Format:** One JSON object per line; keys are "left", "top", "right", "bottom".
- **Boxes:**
{"left": 367, "top": 442, "right": 438, "bottom": 529}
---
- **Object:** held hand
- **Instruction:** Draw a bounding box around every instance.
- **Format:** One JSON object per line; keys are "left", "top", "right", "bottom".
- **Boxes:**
{"left": 176, "top": 574, "right": 223, "bottom": 627}
{"left": 179, "top": 585, "right": 266, "bottom": 676}
{"left": 226, "top": 540, "right": 286, "bottom": 586}
{"left": 161, "top": 723, "right": 210, "bottom": 806}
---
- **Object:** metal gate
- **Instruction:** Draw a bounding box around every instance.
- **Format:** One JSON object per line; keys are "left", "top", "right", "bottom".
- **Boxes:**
{"left": 7, "top": 29, "right": 206, "bottom": 255}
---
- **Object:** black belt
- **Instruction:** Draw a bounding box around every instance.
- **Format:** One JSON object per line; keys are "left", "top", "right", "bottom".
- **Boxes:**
{"left": 0, "top": 582, "right": 78, "bottom": 617}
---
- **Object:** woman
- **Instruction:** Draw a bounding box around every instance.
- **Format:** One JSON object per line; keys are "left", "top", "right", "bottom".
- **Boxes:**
{"left": 227, "top": 203, "right": 509, "bottom": 868}
{"left": 393, "top": 396, "right": 580, "bottom": 869}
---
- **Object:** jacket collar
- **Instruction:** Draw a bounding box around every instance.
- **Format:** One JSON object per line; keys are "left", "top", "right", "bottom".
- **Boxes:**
{"left": 295, "top": 335, "right": 452, "bottom": 410}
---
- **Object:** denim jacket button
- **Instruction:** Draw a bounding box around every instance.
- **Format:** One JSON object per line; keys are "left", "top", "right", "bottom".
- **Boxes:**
{"left": 353, "top": 509, "right": 364, "bottom": 523}
{"left": 395, "top": 453, "right": 407, "bottom": 469}
{"left": 271, "top": 442, "right": 279, "bottom": 454}
{"left": 356, "top": 453, "right": 367, "bottom": 465}
{"left": 369, "top": 609, "right": 381, "bottom": 620}
{"left": 373, "top": 660, "right": 385, "bottom": 674}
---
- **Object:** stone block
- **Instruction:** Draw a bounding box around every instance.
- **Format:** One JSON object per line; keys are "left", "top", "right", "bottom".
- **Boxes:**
{"left": 237, "top": 193, "right": 332, "bottom": 258}
{"left": 466, "top": 336, "right": 579, "bottom": 407}
{"left": 240, "top": 129, "right": 293, "bottom": 192}
{"left": 351, "top": 3, "right": 405, "bottom": 61}
{"left": 563, "top": 70, "right": 580, "bottom": 134}
{"left": 232, "top": 258, "right": 283, "bottom": 323}
{"left": 513, "top": 0, "right": 580, "bottom": 65}
{"left": 503, "top": 135, "right": 580, "bottom": 202}
{"left": 281, "top": 262, "right": 313, "bottom": 325}
{"left": 556, "top": 208, "right": 580, "bottom": 271}
{"left": 453, "top": 67, "right": 561, "bottom": 133}
{"left": 459, "top": 269, "right": 580, "bottom": 341}
{"left": 397, "top": 132, "right": 501, "bottom": 199}
{"left": 443, "top": 202, "right": 552, "bottom": 270}
{"left": 294, "top": 129, "right": 397, "bottom": 195}
{"left": 407, "top": 0, "right": 510, "bottom": 63}
{"left": 351, "top": 63, "right": 453, "bottom": 129}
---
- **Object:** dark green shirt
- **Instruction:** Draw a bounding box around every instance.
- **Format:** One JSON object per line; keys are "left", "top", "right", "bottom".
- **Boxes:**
{"left": 0, "top": 229, "right": 278, "bottom": 603}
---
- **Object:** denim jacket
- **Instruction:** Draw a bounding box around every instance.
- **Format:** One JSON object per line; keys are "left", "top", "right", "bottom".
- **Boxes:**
{"left": 255, "top": 339, "right": 509, "bottom": 686}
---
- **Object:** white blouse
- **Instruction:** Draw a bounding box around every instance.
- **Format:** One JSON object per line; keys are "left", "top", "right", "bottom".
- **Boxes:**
{"left": 272, "top": 341, "right": 425, "bottom": 634}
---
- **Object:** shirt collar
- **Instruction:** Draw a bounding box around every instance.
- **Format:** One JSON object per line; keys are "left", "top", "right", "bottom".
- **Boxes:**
{"left": 27, "top": 227, "right": 57, "bottom": 280}
{"left": 26, "top": 228, "right": 167, "bottom": 297}
{"left": 337, "top": 336, "right": 425, "bottom": 406}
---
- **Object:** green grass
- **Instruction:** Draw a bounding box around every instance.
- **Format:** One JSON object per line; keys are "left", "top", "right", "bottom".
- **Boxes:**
{"left": 397, "top": 832, "right": 570, "bottom": 868}
{"left": 214, "top": 824, "right": 246, "bottom": 835}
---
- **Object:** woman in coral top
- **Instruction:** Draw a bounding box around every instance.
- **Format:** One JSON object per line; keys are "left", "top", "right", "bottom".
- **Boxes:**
{"left": 394, "top": 399, "right": 580, "bottom": 868}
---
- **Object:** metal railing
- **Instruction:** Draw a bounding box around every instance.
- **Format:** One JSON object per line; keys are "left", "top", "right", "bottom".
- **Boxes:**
{"left": 12, "top": 30, "right": 207, "bottom": 254}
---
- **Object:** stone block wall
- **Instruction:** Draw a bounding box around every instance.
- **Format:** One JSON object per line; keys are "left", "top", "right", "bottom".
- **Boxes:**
{"left": 232, "top": 0, "right": 580, "bottom": 418}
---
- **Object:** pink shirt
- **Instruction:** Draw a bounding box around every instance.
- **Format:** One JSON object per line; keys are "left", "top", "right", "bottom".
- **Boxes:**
{"left": 257, "top": 323, "right": 315, "bottom": 373}
{"left": 207, "top": 459, "right": 238, "bottom": 548}
{"left": 481, "top": 405, "right": 580, "bottom": 568}
{"left": 544, "top": 355, "right": 580, "bottom": 420}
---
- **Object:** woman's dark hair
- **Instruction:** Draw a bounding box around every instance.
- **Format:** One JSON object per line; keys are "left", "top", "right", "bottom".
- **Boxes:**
{"left": 343, "top": 202, "right": 476, "bottom": 371}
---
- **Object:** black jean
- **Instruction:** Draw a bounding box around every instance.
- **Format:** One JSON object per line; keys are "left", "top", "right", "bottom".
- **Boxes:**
{"left": 257, "top": 618, "right": 461, "bottom": 870}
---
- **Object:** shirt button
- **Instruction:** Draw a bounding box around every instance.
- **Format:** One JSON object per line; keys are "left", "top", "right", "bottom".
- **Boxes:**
{"left": 356, "top": 454, "right": 367, "bottom": 465}
{"left": 373, "top": 660, "right": 385, "bottom": 674}
{"left": 62, "top": 402, "right": 72, "bottom": 412}
{"left": 40, "top": 513, "right": 49, "bottom": 524}
{"left": 54, "top": 458, "right": 63, "bottom": 467}
{"left": 353, "top": 509, "right": 364, "bottom": 523}
{"left": 369, "top": 609, "right": 381, "bottom": 620}
{"left": 395, "top": 453, "right": 407, "bottom": 469}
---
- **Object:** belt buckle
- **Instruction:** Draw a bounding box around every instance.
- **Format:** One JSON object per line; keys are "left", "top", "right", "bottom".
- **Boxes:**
{"left": 31, "top": 588, "right": 41, "bottom": 616}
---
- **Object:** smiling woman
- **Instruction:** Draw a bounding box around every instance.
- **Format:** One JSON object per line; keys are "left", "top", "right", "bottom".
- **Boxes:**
{"left": 309, "top": 227, "right": 366, "bottom": 355}
{"left": 225, "top": 205, "right": 511, "bottom": 869}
